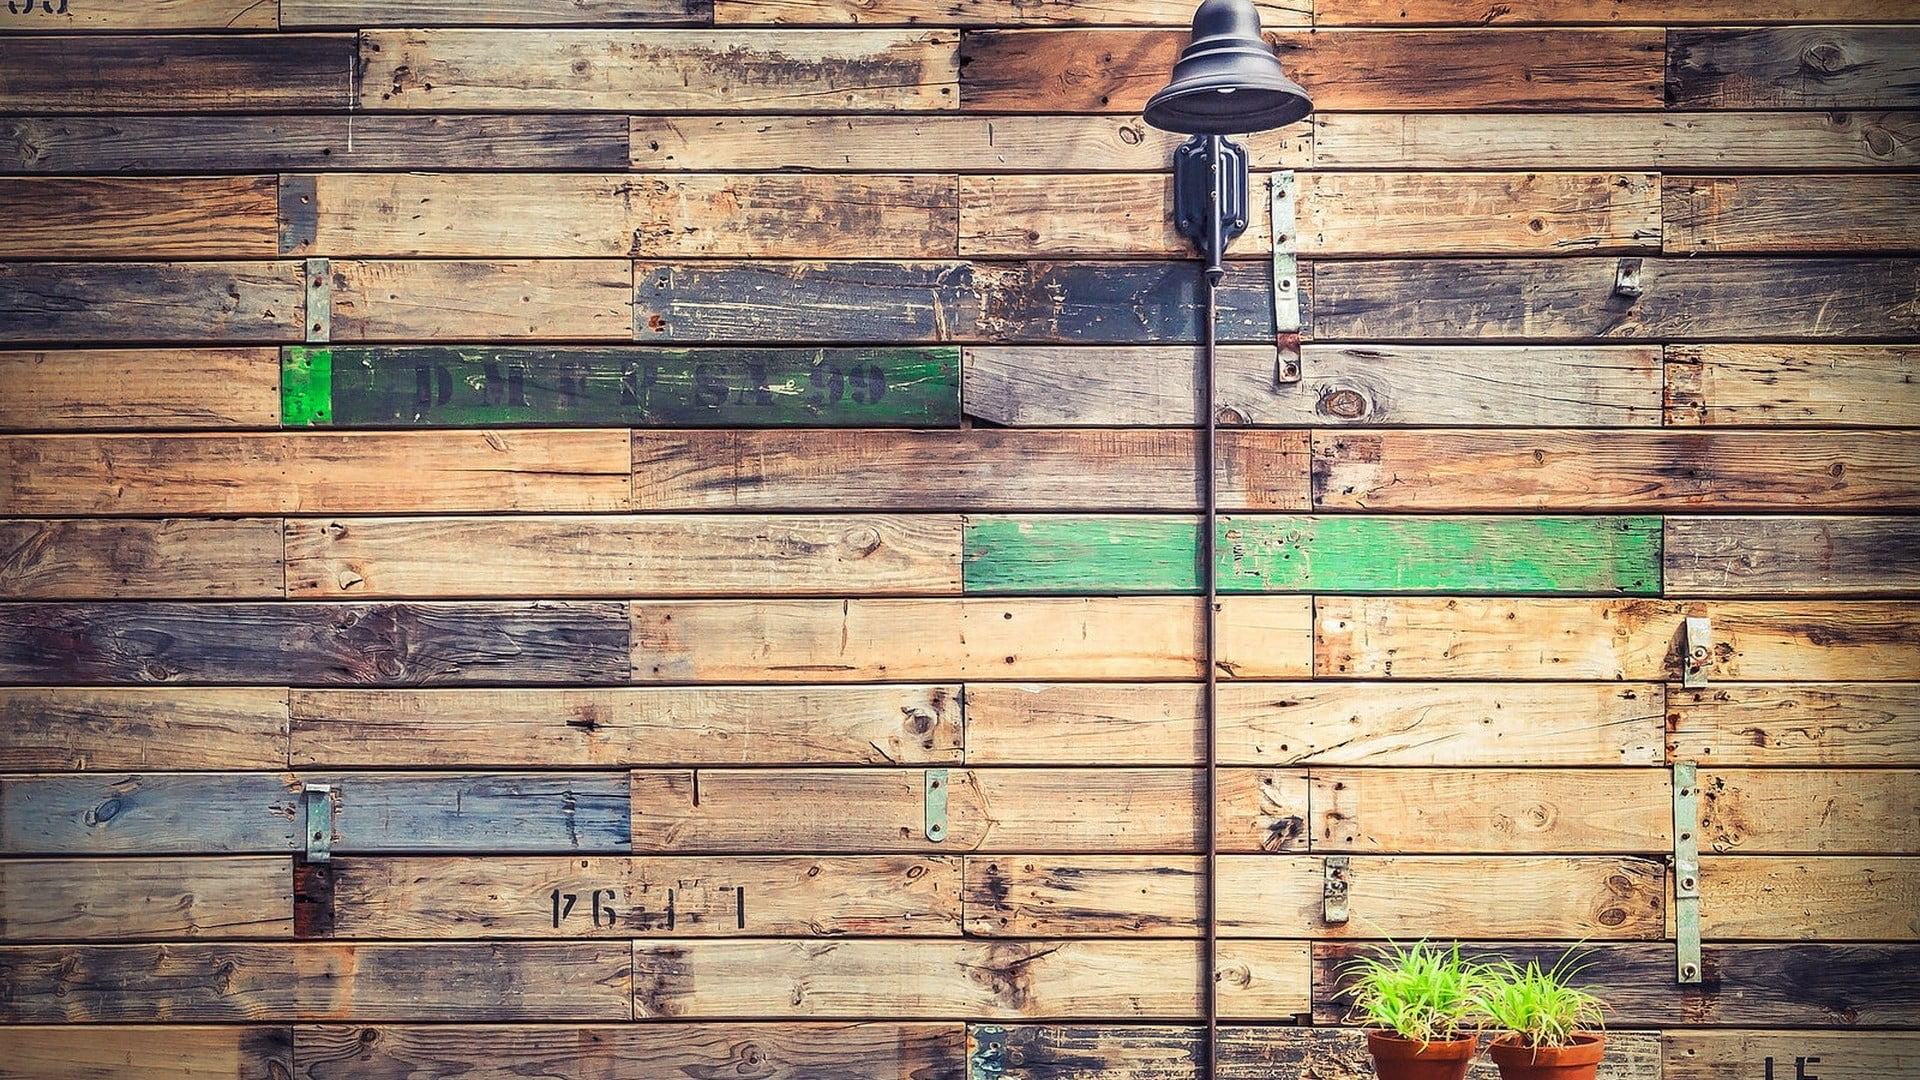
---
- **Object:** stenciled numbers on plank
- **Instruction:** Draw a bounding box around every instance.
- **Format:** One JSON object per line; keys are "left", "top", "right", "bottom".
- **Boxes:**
{"left": 284, "top": 346, "right": 960, "bottom": 427}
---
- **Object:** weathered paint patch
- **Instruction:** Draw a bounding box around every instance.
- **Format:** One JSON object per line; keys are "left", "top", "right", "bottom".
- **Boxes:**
{"left": 281, "top": 346, "right": 333, "bottom": 426}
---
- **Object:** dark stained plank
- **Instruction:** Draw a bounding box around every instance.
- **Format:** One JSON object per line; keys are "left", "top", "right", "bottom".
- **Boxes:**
{"left": 0, "top": 348, "right": 281, "bottom": 431}
{"left": 1666, "top": 683, "right": 1920, "bottom": 766}
{"left": 0, "top": 856, "right": 292, "bottom": 941}
{"left": 0, "top": 602, "right": 631, "bottom": 686}
{"left": 295, "top": 1023, "right": 966, "bottom": 1079}
{"left": 283, "top": 0, "right": 711, "bottom": 26}
{"left": 0, "top": 772, "right": 300, "bottom": 854}
{"left": 1317, "top": 0, "right": 1919, "bottom": 23}
{"left": 1, "top": 115, "right": 633, "bottom": 173}
{"left": 330, "top": 260, "right": 634, "bottom": 342}
{"left": 635, "top": 260, "right": 1274, "bottom": 344}
{"left": 0, "top": 687, "right": 290, "bottom": 771}
{"left": 959, "top": 28, "right": 1663, "bottom": 112}
{"left": 1666, "top": 175, "right": 1920, "bottom": 253}
{"left": 359, "top": 29, "right": 959, "bottom": 112}
{"left": 0, "top": 262, "right": 304, "bottom": 345}
{"left": 1665, "top": 345, "right": 1920, "bottom": 427}
{"left": 1666, "top": 517, "right": 1920, "bottom": 596}
{"left": 0, "top": 518, "right": 284, "bottom": 599}
{"left": 0, "top": 35, "right": 356, "bottom": 112}
{"left": 0, "top": 177, "right": 277, "bottom": 259}
{"left": 1669, "top": 27, "right": 1920, "bottom": 109}
{"left": 289, "top": 345, "right": 960, "bottom": 427}
{"left": 0, "top": 943, "right": 633, "bottom": 1022}
{"left": 1311, "top": 430, "right": 1920, "bottom": 511}
{"left": 1307, "top": 257, "right": 1920, "bottom": 342}
{"left": 0, "top": 1026, "right": 293, "bottom": 1080}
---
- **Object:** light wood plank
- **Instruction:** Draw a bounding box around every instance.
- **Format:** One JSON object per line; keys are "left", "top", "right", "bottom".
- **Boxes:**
{"left": 0, "top": 0, "right": 279, "bottom": 29}
{"left": 1667, "top": 683, "right": 1920, "bottom": 766}
{"left": 1710, "top": 602, "right": 1920, "bottom": 681}
{"left": 965, "top": 683, "right": 1203, "bottom": 765}
{"left": 1296, "top": 172, "right": 1659, "bottom": 256}
{"left": 1665, "top": 516, "right": 1920, "bottom": 596}
{"left": 0, "top": 1027, "right": 291, "bottom": 1080}
{"left": 1700, "top": 768, "right": 1920, "bottom": 854}
{"left": 0, "top": 687, "right": 290, "bottom": 771}
{"left": 0, "top": 348, "right": 279, "bottom": 431}
{"left": 1666, "top": 1031, "right": 1920, "bottom": 1080}
{"left": 0, "top": 177, "right": 276, "bottom": 258}
{"left": 1319, "top": 0, "right": 1920, "bottom": 24}
{"left": 959, "top": 174, "right": 1268, "bottom": 258}
{"left": 1666, "top": 344, "right": 1920, "bottom": 427}
{"left": 1310, "top": 768, "right": 1672, "bottom": 854}
{"left": 714, "top": 0, "right": 1310, "bottom": 26}
{"left": 284, "top": 0, "right": 709, "bottom": 26}
{"left": 1666, "top": 175, "right": 1920, "bottom": 254}
{"left": 1698, "top": 857, "right": 1920, "bottom": 940}
{"left": 0, "top": 856, "right": 291, "bottom": 941}
{"left": 329, "top": 260, "right": 633, "bottom": 341}
{"left": 0, "top": 518, "right": 284, "bottom": 599}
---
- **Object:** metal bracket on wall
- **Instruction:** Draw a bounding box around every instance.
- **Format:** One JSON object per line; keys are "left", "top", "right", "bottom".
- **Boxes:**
{"left": 1612, "top": 257, "right": 1644, "bottom": 300}
{"left": 1323, "top": 855, "right": 1351, "bottom": 925}
{"left": 969, "top": 1024, "right": 1007, "bottom": 1079}
{"left": 302, "top": 782, "right": 334, "bottom": 862}
{"left": 924, "top": 769, "right": 949, "bottom": 843}
{"left": 1271, "top": 171, "right": 1301, "bottom": 384}
{"left": 1683, "top": 616, "right": 1712, "bottom": 689}
{"left": 1673, "top": 762, "right": 1702, "bottom": 983}
{"left": 304, "top": 257, "right": 331, "bottom": 344}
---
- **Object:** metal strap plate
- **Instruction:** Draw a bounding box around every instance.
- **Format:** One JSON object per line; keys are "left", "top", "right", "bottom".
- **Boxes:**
{"left": 969, "top": 1024, "right": 1007, "bottom": 1080}
{"left": 1271, "top": 171, "right": 1301, "bottom": 383}
{"left": 1673, "top": 762, "right": 1701, "bottom": 983}
{"left": 1683, "top": 616, "right": 1712, "bottom": 689}
{"left": 924, "top": 769, "right": 948, "bottom": 843}
{"left": 1323, "top": 855, "right": 1351, "bottom": 925}
{"left": 304, "top": 257, "right": 331, "bottom": 344}
{"left": 303, "top": 782, "right": 334, "bottom": 862}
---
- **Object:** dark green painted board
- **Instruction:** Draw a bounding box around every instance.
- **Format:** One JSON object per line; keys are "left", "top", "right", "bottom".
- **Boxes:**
{"left": 284, "top": 346, "right": 961, "bottom": 427}
{"left": 963, "top": 516, "right": 1662, "bottom": 595}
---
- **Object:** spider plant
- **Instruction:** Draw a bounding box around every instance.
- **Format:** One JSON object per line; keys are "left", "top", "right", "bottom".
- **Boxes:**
{"left": 1343, "top": 941, "right": 1484, "bottom": 1044}
{"left": 1475, "top": 950, "right": 1608, "bottom": 1049}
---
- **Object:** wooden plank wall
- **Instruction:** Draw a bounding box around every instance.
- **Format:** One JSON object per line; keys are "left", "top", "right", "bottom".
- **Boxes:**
{"left": 1, "top": 1, "right": 1917, "bottom": 1077}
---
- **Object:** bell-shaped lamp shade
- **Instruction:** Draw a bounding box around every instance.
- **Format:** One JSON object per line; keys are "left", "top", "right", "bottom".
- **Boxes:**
{"left": 1143, "top": 0, "right": 1313, "bottom": 135}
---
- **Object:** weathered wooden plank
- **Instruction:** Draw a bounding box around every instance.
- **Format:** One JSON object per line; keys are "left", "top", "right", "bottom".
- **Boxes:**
{"left": 0, "top": 432, "right": 631, "bottom": 515}
{"left": 714, "top": 0, "right": 1309, "bottom": 26}
{"left": 1670, "top": 27, "right": 1920, "bottom": 109}
{"left": 360, "top": 29, "right": 958, "bottom": 111}
{"left": 959, "top": 29, "right": 1664, "bottom": 112}
{"left": 317, "top": 855, "right": 958, "bottom": 938}
{"left": 963, "top": 683, "right": 1203, "bottom": 765}
{"left": 1667, "top": 175, "right": 1920, "bottom": 254}
{"left": 964, "top": 855, "right": 1663, "bottom": 939}
{"left": 635, "top": 260, "right": 1274, "bottom": 344}
{"left": 0, "top": 687, "right": 290, "bottom": 771}
{"left": 0, "top": 35, "right": 355, "bottom": 112}
{"left": 0, "top": 772, "right": 299, "bottom": 854}
{"left": 635, "top": 430, "right": 1307, "bottom": 511}
{"left": 1697, "top": 857, "right": 1920, "bottom": 940}
{"left": 1666, "top": 344, "right": 1920, "bottom": 427}
{"left": 965, "top": 344, "right": 1664, "bottom": 427}
{"left": 285, "top": 0, "right": 709, "bottom": 26}
{"left": 1701, "top": 769, "right": 1920, "bottom": 855}
{"left": 963, "top": 514, "right": 1660, "bottom": 594}
{"left": 0, "top": 0, "right": 278, "bottom": 29}
{"left": 0, "top": 602, "right": 631, "bottom": 686}
{"left": 1666, "top": 517, "right": 1920, "bottom": 596}
{"left": 0, "top": 856, "right": 291, "bottom": 941}
{"left": 1311, "top": 430, "right": 1920, "bottom": 511}
{"left": 0, "top": 348, "right": 280, "bottom": 431}
{"left": 1309, "top": 768, "right": 1672, "bottom": 853}
{"left": 1315, "top": 111, "right": 1920, "bottom": 170}
{"left": 285, "top": 515, "right": 961, "bottom": 598}
{"left": 1294, "top": 172, "right": 1659, "bottom": 256}
{"left": 0, "top": 1026, "right": 292, "bottom": 1080}
{"left": 0, "top": 942, "right": 633, "bottom": 1021}
{"left": 1318, "top": 0, "right": 1920, "bottom": 23}
{"left": 1217, "top": 768, "right": 1310, "bottom": 853}
{"left": 979, "top": 1026, "right": 1661, "bottom": 1080}
{"left": 0, "top": 177, "right": 277, "bottom": 259}
{"left": 296, "top": 173, "right": 957, "bottom": 259}
{"left": 1308, "top": 257, "right": 1920, "bottom": 342}
{"left": 629, "top": 767, "right": 1208, "bottom": 852}
{"left": 315, "top": 772, "right": 632, "bottom": 853}
{"left": 1667, "top": 683, "right": 1920, "bottom": 766}
{"left": 0, "top": 262, "right": 304, "bottom": 345}
{"left": 1318, "top": 598, "right": 1920, "bottom": 681}
{"left": 328, "top": 260, "right": 633, "bottom": 342}
{"left": 1665, "top": 1031, "right": 1920, "bottom": 1080}
{"left": 289, "top": 345, "right": 961, "bottom": 427}
{"left": 2, "top": 115, "right": 632, "bottom": 173}
{"left": 291, "top": 685, "right": 960, "bottom": 767}
{"left": 296, "top": 1023, "right": 966, "bottom": 1079}
{"left": 633, "top": 596, "right": 1314, "bottom": 682}
{"left": 959, "top": 174, "right": 1269, "bottom": 259}
{"left": 633, "top": 939, "right": 1309, "bottom": 1019}
{"left": 0, "top": 519, "right": 284, "bottom": 599}
{"left": 631, "top": 114, "right": 1309, "bottom": 171}
{"left": 1315, "top": 942, "right": 1920, "bottom": 1026}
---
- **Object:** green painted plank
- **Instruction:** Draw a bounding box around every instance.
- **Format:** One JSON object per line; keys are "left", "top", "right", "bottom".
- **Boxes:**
{"left": 281, "top": 346, "right": 960, "bottom": 427}
{"left": 283, "top": 345, "right": 333, "bottom": 425}
{"left": 964, "top": 515, "right": 1662, "bottom": 595}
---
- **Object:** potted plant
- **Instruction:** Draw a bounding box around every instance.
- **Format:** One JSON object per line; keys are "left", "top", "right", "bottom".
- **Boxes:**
{"left": 1476, "top": 951, "right": 1609, "bottom": 1080}
{"left": 1344, "top": 941, "right": 1483, "bottom": 1080}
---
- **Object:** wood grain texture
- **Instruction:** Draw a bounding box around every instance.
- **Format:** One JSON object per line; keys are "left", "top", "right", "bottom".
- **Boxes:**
{"left": 0, "top": 518, "right": 284, "bottom": 599}
{"left": 291, "top": 685, "right": 961, "bottom": 767}
{"left": 0, "top": 177, "right": 277, "bottom": 258}
{"left": 0, "top": 262, "right": 303, "bottom": 345}
{"left": 283, "top": 0, "right": 711, "bottom": 26}
{"left": 714, "top": 0, "right": 1310, "bottom": 26}
{"left": 1665, "top": 344, "right": 1920, "bottom": 427}
{"left": 295, "top": 1023, "right": 966, "bottom": 1080}
{"left": 359, "top": 29, "right": 959, "bottom": 111}
{"left": 0, "top": 942, "right": 634, "bottom": 1022}
{"left": 1701, "top": 769, "right": 1920, "bottom": 854}
{"left": 0, "top": 431, "right": 631, "bottom": 515}
{"left": 1316, "top": 0, "right": 1920, "bottom": 23}
{"left": 958, "top": 28, "right": 1664, "bottom": 112}
{"left": 1315, "top": 111, "right": 1920, "bottom": 170}
{"left": 632, "top": 596, "right": 1314, "bottom": 682}
{"left": 0, "top": 1026, "right": 292, "bottom": 1080}
{"left": 632, "top": 939, "right": 1310, "bottom": 1019}
{"left": 0, "top": 34, "right": 354, "bottom": 112}
{"left": 963, "top": 683, "right": 1205, "bottom": 765}
{"left": 0, "top": 602, "right": 631, "bottom": 686}
{"left": 1697, "top": 857, "right": 1920, "bottom": 940}
{"left": 1669, "top": 26, "right": 1920, "bottom": 108}
{"left": 0, "top": 687, "right": 290, "bottom": 771}
{"left": 1311, "top": 430, "right": 1920, "bottom": 511}
{"left": 631, "top": 114, "right": 1309, "bottom": 171}
{"left": 1666, "top": 174, "right": 1920, "bottom": 254}
{"left": 0, "top": 772, "right": 300, "bottom": 855}
{"left": 1309, "top": 768, "right": 1672, "bottom": 854}
{"left": 0, "top": 348, "right": 279, "bottom": 431}
{"left": 1665, "top": 516, "right": 1920, "bottom": 596}
{"left": 328, "top": 260, "right": 634, "bottom": 342}
{"left": 1665, "top": 1031, "right": 1920, "bottom": 1080}
{"left": 0, "top": 856, "right": 292, "bottom": 941}
{"left": 1308, "top": 257, "right": 1920, "bottom": 342}
{"left": 959, "top": 174, "right": 1268, "bottom": 258}
{"left": 1707, "top": 602, "right": 1920, "bottom": 681}
{"left": 1295, "top": 172, "right": 1660, "bottom": 256}
{"left": 1667, "top": 683, "right": 1920, "bottom": 766}
{"left": 0, "top": 0, "right": 279, "bottom": 29}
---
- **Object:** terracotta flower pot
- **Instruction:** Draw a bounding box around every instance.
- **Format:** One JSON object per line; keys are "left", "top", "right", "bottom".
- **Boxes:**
{"left": 1487, "top": 1033, "right": 1608, "bottom": 1080}
{"left": 1364, "top": 1030, "right": 1478, "bottom": 1080}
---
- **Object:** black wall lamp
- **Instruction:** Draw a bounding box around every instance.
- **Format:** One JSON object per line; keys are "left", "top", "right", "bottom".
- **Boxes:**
{"left": 1143, "top": 1, "right": 1312, "bottom": 1074}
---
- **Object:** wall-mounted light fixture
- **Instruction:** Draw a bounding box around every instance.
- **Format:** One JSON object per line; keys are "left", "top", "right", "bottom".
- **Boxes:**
{"left": 1143, "top": 2, "right": 1312, "bottom": 1074}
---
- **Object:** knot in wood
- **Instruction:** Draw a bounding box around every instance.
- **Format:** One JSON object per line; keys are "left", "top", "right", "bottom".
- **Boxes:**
{"left": 1317, "top": 388, "right": 1369, "bottom": 420}
{"left": 1800, "top": 41, "right": 1850, "bottom": 73}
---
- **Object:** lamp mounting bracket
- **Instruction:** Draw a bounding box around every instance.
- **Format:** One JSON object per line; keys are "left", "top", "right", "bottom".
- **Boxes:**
{"left": 1172, "top": 134, "right": 1249, "bottom": 280}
